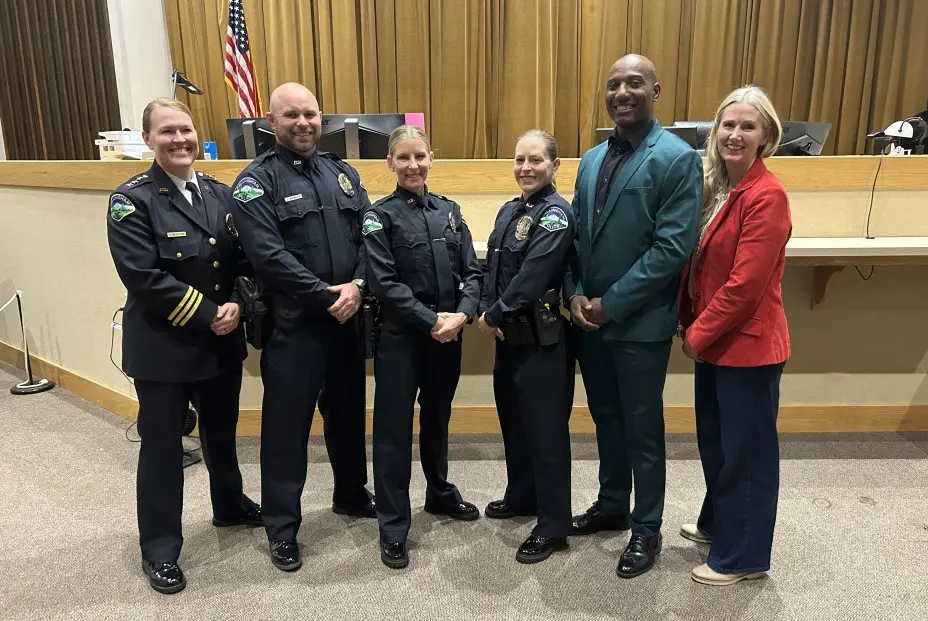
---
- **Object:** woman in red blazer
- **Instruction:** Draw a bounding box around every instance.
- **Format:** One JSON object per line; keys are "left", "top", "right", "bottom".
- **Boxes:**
{"left": 677, "top": 85, "right": 791, "bottom": 586}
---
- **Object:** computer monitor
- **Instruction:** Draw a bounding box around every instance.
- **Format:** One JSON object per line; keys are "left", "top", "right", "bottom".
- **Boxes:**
{"left": 776, "top": 121, "right": 831, "bottom": 156}
{"left": 226, "top": 117, "right": 275, "bottom": 159}
{"left": 227, "top": 113, "right": 415, "bottom": 159}
{"left": 317, "top": 114, "right": 407, "bottom": 159}
{"left": 671, "top": 121, "right": 714, "bottom": 150}
{"left": 596, "top": 125, "right": 700, "bottom": 150}
{"left": 663, "top": 126, "right": 699, "bottom": 149}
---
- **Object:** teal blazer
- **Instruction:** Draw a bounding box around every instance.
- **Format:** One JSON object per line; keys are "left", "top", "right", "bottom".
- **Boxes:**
{"left": 565, "top": 120, "right": 703, "bottom": 342}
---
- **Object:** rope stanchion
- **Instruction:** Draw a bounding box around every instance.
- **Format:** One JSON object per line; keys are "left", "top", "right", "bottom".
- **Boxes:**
{"left": 1, "top": 291, "right": 55, "bottom": 395}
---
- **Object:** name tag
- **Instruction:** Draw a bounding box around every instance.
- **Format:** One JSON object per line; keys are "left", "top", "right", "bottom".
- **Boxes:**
{"left": 284, "top": 194, "right": 303, "bottom": 203}
{"left": 166, "top": 231, "right": 187, "bottom": 238}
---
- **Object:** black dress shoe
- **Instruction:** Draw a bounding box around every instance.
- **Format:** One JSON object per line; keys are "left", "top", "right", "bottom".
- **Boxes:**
{"left": 516, "top": 534, "right": 568, "bottom": 564}
{"left": 142, "top": 560, "right": 186, "bottom": 594}
{"left": 269, "top": 540, "right": 302, "bottom": 572}
{"left": 380, "top": 541, "right": 409, "bottom": 569}
{"left": 616, "top": 533, "right": 662, "bottom": 579}
{"left": 212, "top": 504, "right": 263, "bottom": 527}
{"left": 572, "top": 501, "right": 631, "bottom": 535}
{"left": 484, "top": 499, "right": 538, "bottom": 519}
{"left": 332, "top": 496, "right": 376, "bottom": 519}
{"left": 424, "top": 500, "right": 480, "bottom": 521}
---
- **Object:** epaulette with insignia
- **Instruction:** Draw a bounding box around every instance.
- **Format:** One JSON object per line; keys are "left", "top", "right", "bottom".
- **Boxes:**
{"left": 196, "top": 171, "right": 217, "bottom": 182}
{"left": 318, "top": 150, "right": 343, "bottom": 162}
{"left": 372, "top": 192, "right": 398, "bottom": 208}
{"left": 428, "top": 191, "right": 449, "bottom": 201}
{"left": 121, "top": 173, "right": 151, "bottom": 190}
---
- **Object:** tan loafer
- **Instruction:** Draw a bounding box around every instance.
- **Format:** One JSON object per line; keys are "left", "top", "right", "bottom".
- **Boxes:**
{"left": 680, "top": 523, "right": 712, "bottom": 544}
{"left": 691, "top": 563, "right": 766, "bottom": 586}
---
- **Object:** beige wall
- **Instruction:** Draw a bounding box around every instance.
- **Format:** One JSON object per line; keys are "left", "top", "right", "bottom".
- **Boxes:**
{"left": 2, "top": 181, "right": 928, "bottom": 411}
{"left": 106, "top": 0, "right": 172, "bottom": 130}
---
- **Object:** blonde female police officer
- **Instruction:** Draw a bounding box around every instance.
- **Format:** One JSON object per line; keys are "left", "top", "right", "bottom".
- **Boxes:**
{"left": 362, "top": 125, "right": 483, "bottom": 569}
{"left": 477, "top": 130, "right": 576, "bottom": 563}
{"left": 107, "top": 98, "right": 260, "bottom": 595}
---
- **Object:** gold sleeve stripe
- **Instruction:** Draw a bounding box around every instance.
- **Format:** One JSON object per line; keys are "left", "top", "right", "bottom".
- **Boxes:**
{"left": 176, "top": 291, "right": 203, "bottom": 327}
{"left": 168, "top": 286, "right": 195, "bottom": 322}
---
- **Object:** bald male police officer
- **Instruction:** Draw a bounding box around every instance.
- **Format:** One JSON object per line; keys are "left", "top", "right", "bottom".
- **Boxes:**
{"left": 230, "top": 83, "right": 374, "bottom": 572}
{"left": 107, "top": 98, "right": 260, "bottom": 595}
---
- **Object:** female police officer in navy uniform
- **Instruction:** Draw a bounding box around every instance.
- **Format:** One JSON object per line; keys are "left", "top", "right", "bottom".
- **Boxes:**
{"left": 362, "top": 125, "right": 483, "bottom": 569}
{"left": 477, "top": 129, "right": 576, "bottom": 563}
{"left": 106, "top": 98, "right": 260, "bottom": 594}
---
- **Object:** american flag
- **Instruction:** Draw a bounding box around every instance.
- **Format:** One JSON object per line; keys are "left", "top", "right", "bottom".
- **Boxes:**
{"left": 223, "top": 0, "right": 261, "bottom": 117}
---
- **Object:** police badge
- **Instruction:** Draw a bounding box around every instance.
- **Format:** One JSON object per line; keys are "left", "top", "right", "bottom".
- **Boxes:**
{"left": 338, "top": 173, "right": 355, "bottom": 197}
{"left": 448, "top": 211, "right": 457, "bottom": 232}
{"left": 515, "top": 215, "right": 533, "bottom": 241}
{"left": 226, "top": 213, "right": 239, "bottom": 238}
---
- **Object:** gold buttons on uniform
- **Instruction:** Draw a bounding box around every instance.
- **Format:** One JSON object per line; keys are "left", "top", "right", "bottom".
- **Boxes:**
{"left": 209, "top": 237, "right": 216, "bottom": 245}
{"left": 176, "top": 252, "right": 183, "bottom": 258}
{"left": 213, "top": 261, "right": 220, "bottom": 268}
{"left": 214, "top": 284, "right": 221, "bottom": 291}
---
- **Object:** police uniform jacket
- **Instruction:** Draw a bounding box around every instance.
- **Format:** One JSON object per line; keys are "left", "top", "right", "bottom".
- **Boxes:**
{"left": 106, "top": 162, "right": 247, "bottom": 383}
{"left": 230, "top": 143, "right": 368, "bottom": 321}
{"left": 362, "top": 185, "right": 482, "bottom": 331}
{"left": 480, "top": 184, "right": 576, "bottom": 327}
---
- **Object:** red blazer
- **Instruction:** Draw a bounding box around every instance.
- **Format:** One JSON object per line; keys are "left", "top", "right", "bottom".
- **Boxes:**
{"left": 678, "top": 158, "right": 791, "bottom": 367}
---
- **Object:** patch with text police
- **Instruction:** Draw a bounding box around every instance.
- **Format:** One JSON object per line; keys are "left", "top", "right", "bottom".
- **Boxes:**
{"left": 538, "top": 206, "right": 569, "bottom": 232}
{"left": 232, "top": 177, "right": 264, "bottom": 202}
{"left": 109, "top": 194, "right": 136, "bottom": 222}
{"left": 361, "top": 211, "right": 383, "bottom": 235}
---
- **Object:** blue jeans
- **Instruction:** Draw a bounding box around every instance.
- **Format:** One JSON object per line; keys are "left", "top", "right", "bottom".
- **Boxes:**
{"left": 694, "top": 361, "right": 784, "bottom": 573}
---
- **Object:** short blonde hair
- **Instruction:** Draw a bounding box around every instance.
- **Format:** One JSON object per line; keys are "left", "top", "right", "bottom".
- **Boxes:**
{"left": 388, "top": 125, "right": 431, "bottom": 156}
{"left": 142, "top": 98, "right": 195, "bottom": 134}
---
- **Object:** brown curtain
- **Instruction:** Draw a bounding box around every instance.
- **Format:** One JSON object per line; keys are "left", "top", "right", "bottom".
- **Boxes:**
{"left": 0, "top": 0, "right": 121, "bottom": 160}
{"left": 164, "top": 0, "right": 928, "bottom": 158}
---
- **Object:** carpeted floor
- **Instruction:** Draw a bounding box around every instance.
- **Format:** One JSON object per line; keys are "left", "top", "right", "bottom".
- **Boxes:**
{"left": 0, "top": 361, "right": 926, "bottom": 620}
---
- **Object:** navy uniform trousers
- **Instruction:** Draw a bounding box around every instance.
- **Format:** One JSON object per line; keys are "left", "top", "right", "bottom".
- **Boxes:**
{"left": 134, "top": 366, "right": 253, "bottom": 563}
{"left": 694, "top": 361, "right": 784, "bottom": 573}
{"left": 493, "top": 326, "right": 573, "bottom": 538}
{"left": 259, "top": 316, "right": 368, "bottom": 542}
{"left": 373, "top": 326, "right": 465, "bottom": 544}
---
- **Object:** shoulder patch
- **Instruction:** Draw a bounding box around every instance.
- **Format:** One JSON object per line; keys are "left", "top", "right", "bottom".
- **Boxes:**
{"left": 233, "top": 177, "right": 264, "bottom": 202}
{"left": 361, "top": 211, "right": 383, "bottom": 235}
{"left": 109, "top": 193, "right": 136, "bottom": 222}
{"left": 538, "top": 206, "right": 569, "bottom": 232}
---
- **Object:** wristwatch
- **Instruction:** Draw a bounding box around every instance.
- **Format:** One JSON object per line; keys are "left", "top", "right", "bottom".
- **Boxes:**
{"left": 351, "top": 278, "right": 367, "bottom": 295}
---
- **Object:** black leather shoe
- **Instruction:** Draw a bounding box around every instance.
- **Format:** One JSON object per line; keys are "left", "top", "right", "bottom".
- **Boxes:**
{"left": 332, "top": 496, "right": 376, "bottom": 519}
{"left": 269, "top": 540, "right": 302, "bottom": 572}
{"left": 142, "top": 561, "right": 186, "bottom": 594}
{"left": 516, "top": 534, "right": 568, "bottom": 564}
{"left": 616, "top": 533, "right": 662, "bottom": 579}
{"left": 572, "top": 501, "right": 631, "bottom": 535}
{"left": 424, "top": 500, "right": 480, "bottom": 521}
{"left": 380, "top": 540, "right": 409, "bottom": 569}
{"left": 484, "top": 499, "right": 538, "bottom": 519}
{"left": 212, "top": 504, "right": 263, "bottom": 527}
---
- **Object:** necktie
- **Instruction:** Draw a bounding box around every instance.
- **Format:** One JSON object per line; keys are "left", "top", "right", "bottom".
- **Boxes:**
{"left": 308, "top": 163, "right": 354, "bottom": 285}
{"left": 423, "top": 199, "right": 455, "bottom": 312}
{"left": 185, "top": 182, "right": 208, "bottom": 225}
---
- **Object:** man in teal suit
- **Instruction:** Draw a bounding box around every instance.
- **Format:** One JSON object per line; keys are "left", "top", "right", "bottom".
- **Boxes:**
{"left": 565, "top": 54, "right": 703, "bottom": 578}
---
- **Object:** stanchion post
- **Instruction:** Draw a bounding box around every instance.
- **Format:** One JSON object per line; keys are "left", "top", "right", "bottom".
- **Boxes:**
{"left": 9, "top": 291, "right": 55, "bottom": 395}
